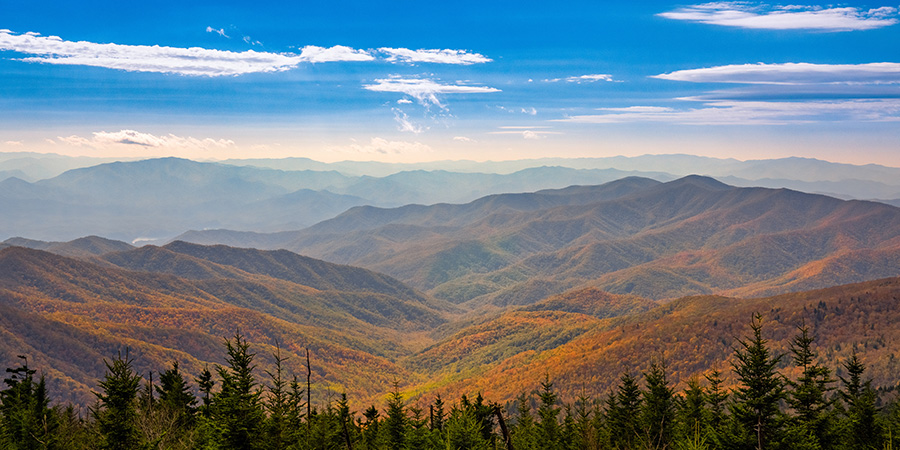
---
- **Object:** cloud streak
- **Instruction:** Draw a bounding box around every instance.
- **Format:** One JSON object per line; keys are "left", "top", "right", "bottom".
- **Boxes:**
{"left": 379, "top": 48, "right": 491, "bottom": 65}
{"left": 559, "top": 99, "right": 900, "bottom": 125}
{"left": 659, "top": 3, "right": 899, "bottom": 31}
{"left": 0, "top": 30, "right": 373, "bottom": 76}
{"left": 654, "top": 62, "right": 900, "bottom": 85}
{"left": 545, "top": 74, "right": 615, "bottom": 83}
{"left": 58, "top": 130, "right": 236, "bottom": 150}
{"left": 0, "top": 30, "right": 491, "bottom": 76}
{"left": 364, "top": 77, "right": 500, "bottom": 108}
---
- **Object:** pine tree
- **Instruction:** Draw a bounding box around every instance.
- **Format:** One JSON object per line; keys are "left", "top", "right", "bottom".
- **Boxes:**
{"left": 383, "top": 383, "right": 408, "bottom": 448}
{"left": 730, "top": 313, "right": 785, "bottom": 450}
{"left": 429, "top": 395, "right": 446, "bottom": 432}
{"left": 361, "top": 404, "right": 381, "bottom": 449}
{"left": 676, "top": 376, "right": 708, "bottom": 446}
{"left": 156, "top": 360, "right": 197, "bottom": 426}
{"left": 0, "top": 356, "right": 58, "bottom": 450}
{"left": 606, "top": 372, "right": 643, "bottom": 450}
{"left": 445, "top": 404, "right": 491, "bottom": 450}
{"left": 511, "top": 392, "right": 537, "bottom": 450}
{"left": 94, "top": 350, "right": 145, "bottom": 450}
{"left": 536, "top": 375, "right": 562, "bottom": 449}
{"left": 838, "top": 351, "right": 881, "bottom": 449}
{"left": 264, "top": 344, "right": 291, "bottom": 449}
{"left": 643, "top": 361, "right": 676, "bottom": 449}
{"left": 214, "top": 332, "right": 265, "bottom": 450}
{"left": 785, "top": 324, "right": 837, "bottom": 450}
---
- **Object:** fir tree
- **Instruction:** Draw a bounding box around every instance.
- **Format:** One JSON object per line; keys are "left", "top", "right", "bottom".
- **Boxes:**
{"left": 785, "top": 324, "right": 837, "bottom": 450}
{"left": 383, "top": 382, "right": 408, "bottom": 448}
{"left": 606, "top": 372, "right": 643, "bottom": 450}
{"left": 511, "top": 392, "right": 537, "bottom": 450}
{"left": 94, "top": 350, "right": 145, "bottom": 450}
{"left": 0, "top": 356, "right": 58, "bottom": 450}
{"left": 730, "top": 313, "right": 785, "bottom": 450}
{"left": 838, "top": 351, "right": 881, "bottom": 449}
{"left": 445, "top": 405, "right": 491, "bottom": 450}
{"left": 536, "top": 375, "right": 562, "bottom": 449}
{"left": 643, "top": 361, "right": 676, "bottom": 449}
{"left": 214, "top": 332, "right": 265, "bottom": 450}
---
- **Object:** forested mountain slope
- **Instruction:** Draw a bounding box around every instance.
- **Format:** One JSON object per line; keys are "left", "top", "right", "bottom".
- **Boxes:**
{"left": 192, "top": 176, "right": 900, "bottom": 305}
{"left": 0, "top": 245, "right": 447, "bottom": 406}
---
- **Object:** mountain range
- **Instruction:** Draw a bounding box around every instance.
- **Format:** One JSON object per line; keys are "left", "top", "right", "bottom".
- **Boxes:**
{"left": 178, "top": 175, "right": 900, "bottom": 305}
{"left": 4, "top": 154, "right": 900, "bottom": 243}
{"left": 2, "top": 242, "right": 899, "bottom": 410}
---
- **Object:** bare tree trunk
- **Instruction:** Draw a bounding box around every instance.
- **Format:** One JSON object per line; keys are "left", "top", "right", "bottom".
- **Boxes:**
{"left": 493, "top": 405, "right": 514, "bottom": 450}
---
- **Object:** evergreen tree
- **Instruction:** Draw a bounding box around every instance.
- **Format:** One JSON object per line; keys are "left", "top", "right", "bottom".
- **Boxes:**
{"left": 606, "top": 372, "right": 643, "bottom": 450}
{"left": 429, "top": 395, "right": 446, "bottom": 432}
{"left": 572, "top": 392, "right": 598, "bottom": 449}
{"left": 195, "top": 364, "right": 215, "bottom": 417}
{"left": 642, "top": 361, "right": 676, "bottom": 449}
{"left": 156, "top": 360, "right": 197, "bottom": 425}
{"left": 213, "top": 332, "right": 266, "bottom": 450}
{"left": 704, "top": 368, "right": 734, "bottom": 450}
{"left": 729, "top": 313, "right": 785, "bottom": 450}
{"left": 383, "top": 383, "right": 408, "bottom": 448}
{"left": 784, "top": 324, "right": 837, "bottom": 450}
{"left": 838, "top": 351, "right": 881, "bottom": 449}
{"left": 0, "top": 356, "right": 58, "bottom": 450}
{"left": 511, "top": 392, "right": 537, "bottom": 450}
{"left": 445, "top": 405, "right": 491, "bottom": 450}
{"left": 94, "top": 350, "right": 145, "bottom": 450}
{"left": 536, "top": 375, "right": 562, "bottom": 449}
{"left": 265, "top": 345, "right": 291, "bottom": 449}
{"left": 676, "top": 377, "right": 707, "bottom": 445}
{"left": 360, "top": 405, "right": 381, "bottom": 450}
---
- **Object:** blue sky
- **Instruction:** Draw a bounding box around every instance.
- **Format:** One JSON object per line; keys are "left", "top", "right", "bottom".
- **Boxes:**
{"left": 1, "top": 1, "right": 899, "bottom": 165}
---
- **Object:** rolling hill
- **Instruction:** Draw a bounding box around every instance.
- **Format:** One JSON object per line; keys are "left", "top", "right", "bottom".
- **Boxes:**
{"left": 181, "top": 176, "right": 900, "bottom": 306}
{"left": 0, "top": 244, "right": 449, "bottom": 406}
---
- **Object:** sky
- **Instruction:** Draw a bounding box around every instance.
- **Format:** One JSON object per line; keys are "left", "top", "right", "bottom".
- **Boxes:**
{"left": 1, "top": 1, "right": 899, "bottom": 165}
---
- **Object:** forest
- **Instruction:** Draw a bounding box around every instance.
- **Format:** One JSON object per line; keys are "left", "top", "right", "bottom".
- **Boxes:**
{"left": 2, "top": 314, "right": 899, "bottom": 450}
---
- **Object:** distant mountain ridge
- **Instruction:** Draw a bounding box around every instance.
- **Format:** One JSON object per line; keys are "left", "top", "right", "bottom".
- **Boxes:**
{"left": 179, "top": 175, "right": 900, "bottom": 305}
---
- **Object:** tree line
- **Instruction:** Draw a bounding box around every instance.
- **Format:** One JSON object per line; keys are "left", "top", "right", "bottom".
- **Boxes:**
{"left": 2, "top": 313, "right": 900, "bottom": 449}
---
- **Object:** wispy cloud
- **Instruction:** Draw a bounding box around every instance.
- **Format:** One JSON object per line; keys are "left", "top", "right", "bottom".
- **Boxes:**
{"left": 393, "top": 109, "right": 424, "bottom": 134}
{"left": 654, "top": 62, "right": 900, "bottom": 85}
{"left": 558, "top": 99, "right": 900, "bottom": 125}
{"left": 364, "top": 77, "right": 500, "bottom": 108}
{"left": 205, "top": 26, "right": 229, "bottom": 38}
{"left": 57, "top": 130, "right": 236, "bottom": 150}
{"left": 379, "top": 48, "right": 491, "bottom": 65}
{"left": 490, "top": 126, "right": 562, "bottom": 139}
{"left": 453, "top": 136, "right": 476, "bottom": 142}
{"left": 3, "top": 140, "right": 23, "bottom": 146}
{"left": 545, "top": 74, "right": 615, "bottom": 83}
{"left": 659, "top": 3, "right": 899, "bottom": 31}
{"left": 0, "top": 30, "right": 374, "bottom": 76}
{"left": 335, "top": 138, "right": 433, "bottom": 156}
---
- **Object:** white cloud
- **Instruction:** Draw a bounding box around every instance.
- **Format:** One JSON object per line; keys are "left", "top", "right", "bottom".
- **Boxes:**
{"left": 297, "top": 45, "right": 374, "bottom": 63}
{"left": 659, "top": 3, "right": 899, "bottom": 31}
{"left": 336, "top": 138, "right": 433, "bottom": 156}
{"left": 559, "top": 99, "right": 900, "bottom": 125}
{"left": 397, "top": 98, "right": 413, "bottom": 104}
{"left": 3, "top": 140, "right": 23, "bottom": 146}
{"left": 393, "top": 109, "right": 424, "bottom": 134}
{"left": 0, "top": 30, "right": 372, "bottom": 76}
{"left": 205, "top": 26, "right": 229, "bottom": 38}
{"left": 546, "top": 74, "right": 615, "bottom": 83}
{"left": 490, "top": 128, "right": 562, "bottom": 139}
{"left": 364, "top": 77, "right": 500, "bottom": 108}
{"left": 654, "top": 62, "right": 900, "bottom": 85}
{"left": 453, "top": 136, "right": 476, "bottom": 142}
{"left": 522, "top": 107, "right": 538, "bottom": 115}
{"left": 379, "top": 48, "right": 491, "bottom": 65}
{"left": 56, "top": 130, "right": 236, "bottom": 150}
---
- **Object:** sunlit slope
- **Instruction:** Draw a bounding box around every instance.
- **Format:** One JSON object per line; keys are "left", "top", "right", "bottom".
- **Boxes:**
{"left": 408, "top": 278, "right": 900, "bottom": 407}
{"left": 0, "top": 245, "right": 447, "bottom": 406}
{"left": 277, "top": 176, "right": 900, "bottom": 303}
